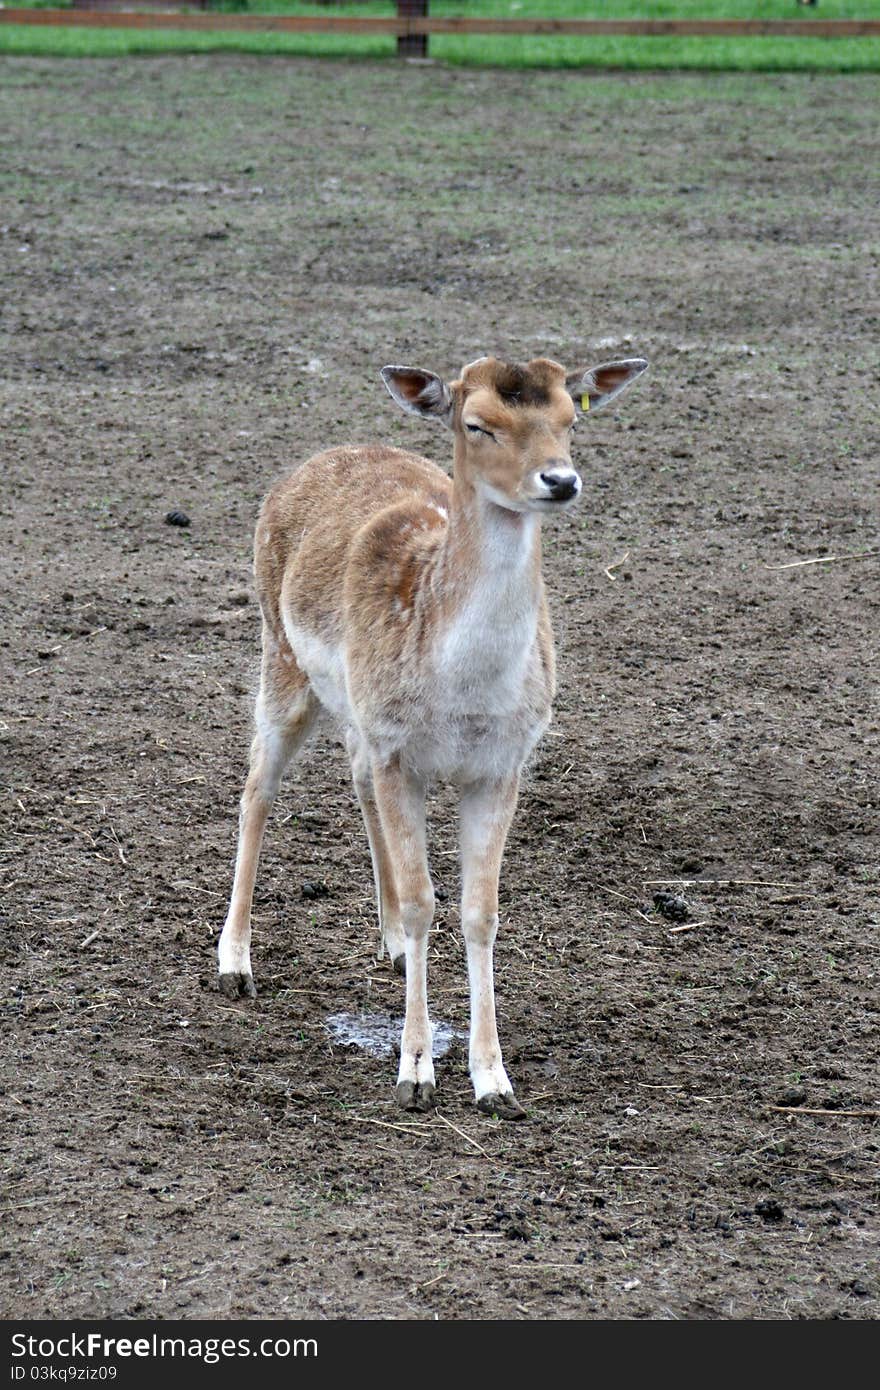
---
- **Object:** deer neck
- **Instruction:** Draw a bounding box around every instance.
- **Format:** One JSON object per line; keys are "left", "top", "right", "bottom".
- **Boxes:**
{"left": 447, "top": 471, "right": 540, "bottom": 579}
{"left": 432, "top": 454, "right": 543, "bottom": 682}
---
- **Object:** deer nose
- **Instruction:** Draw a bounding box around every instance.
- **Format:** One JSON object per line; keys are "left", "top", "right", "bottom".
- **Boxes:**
{"left": 539, "top": 466, "right": 580, "bottom": 501}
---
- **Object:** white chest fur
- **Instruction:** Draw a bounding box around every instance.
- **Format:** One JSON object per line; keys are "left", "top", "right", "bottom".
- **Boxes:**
{"left": 411, "top": 508, "right": 546, "bottom": 778}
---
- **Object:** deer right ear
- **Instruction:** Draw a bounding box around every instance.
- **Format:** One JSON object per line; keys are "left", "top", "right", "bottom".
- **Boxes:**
{"left": 381, "top": 366, "right": 454, "bottom": 427}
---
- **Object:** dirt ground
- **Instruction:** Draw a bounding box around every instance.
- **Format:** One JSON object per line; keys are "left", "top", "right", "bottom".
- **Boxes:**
{"left": 1, "top": 55, "right": 878, "bottom": 1321}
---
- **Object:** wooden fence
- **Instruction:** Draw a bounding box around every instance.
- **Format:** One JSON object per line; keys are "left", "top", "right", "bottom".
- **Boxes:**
{"left": 3, "top": 7, "right": 879, "bottom": 60}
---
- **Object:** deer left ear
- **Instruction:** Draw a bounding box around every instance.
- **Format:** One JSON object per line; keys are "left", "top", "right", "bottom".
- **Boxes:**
{"left": 380, "top": 366, "right": 454, "bottom": 427}
{"left": 566, "top": 358, "right": 648, "bottom": 414}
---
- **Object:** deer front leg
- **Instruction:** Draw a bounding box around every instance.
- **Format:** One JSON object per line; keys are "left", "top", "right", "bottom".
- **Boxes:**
{"left": 459, "top": 774, "right": 526, "bottom": 1120}
{"left": 370, "top": 756, "right": 436, "bottom": 1111}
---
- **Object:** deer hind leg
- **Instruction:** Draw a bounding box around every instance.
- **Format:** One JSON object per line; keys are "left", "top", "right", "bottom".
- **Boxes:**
{"left": 346, "top": 731, "right": 406, "bottom": 973}
{"left": 218, "top": 630, "right": 318, "bottom": 999}
{"left": 459, "top": 774, "right": 526, "bottom": 1120}
{"left": 370, "top": 756, "right": 436, "bottom": 1111}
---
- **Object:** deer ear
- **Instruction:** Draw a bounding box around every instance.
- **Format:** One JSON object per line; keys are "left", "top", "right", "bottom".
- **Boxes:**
{"left": 566, "top": 358, "right": 648, "bottom": 414}
{"left": 381, "top": 366, "right": 454, "bottom": 427}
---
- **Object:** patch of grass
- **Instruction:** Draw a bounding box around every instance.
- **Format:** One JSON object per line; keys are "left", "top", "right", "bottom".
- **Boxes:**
{"left": 436, "top": 36, "right": 880, "bottom": 72}
{"left": 2, "top": 0, "right": 880, "bottom": 67}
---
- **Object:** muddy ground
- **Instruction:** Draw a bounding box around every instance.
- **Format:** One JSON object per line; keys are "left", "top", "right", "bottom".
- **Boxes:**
{"left": 1, "top": 56, "right": 878, "bottom": 1321}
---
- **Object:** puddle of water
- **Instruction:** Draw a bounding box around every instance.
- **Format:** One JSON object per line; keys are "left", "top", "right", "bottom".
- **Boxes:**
{"left": 326, "top": 1011, "right": 465, "bottom": 1059}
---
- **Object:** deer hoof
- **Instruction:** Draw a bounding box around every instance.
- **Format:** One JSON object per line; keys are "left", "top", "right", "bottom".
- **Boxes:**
{"left": 219, "top": 971, "right": 257, "bottom": 1000}
{"left": 477, "top": 1091, "right": 527, "bottom": 1121}
{"left": 395, "top": 1080, "right": 436, "bottom": 1112}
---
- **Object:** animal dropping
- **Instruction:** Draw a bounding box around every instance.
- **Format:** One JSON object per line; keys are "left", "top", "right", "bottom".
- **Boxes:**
{"left": 217, "top": 352, "right": 647, "bottom": 1118}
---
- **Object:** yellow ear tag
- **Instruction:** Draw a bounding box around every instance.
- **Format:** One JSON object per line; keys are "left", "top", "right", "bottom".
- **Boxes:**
{"left": 581, "top": 393, "right": 591, "bottom": 412}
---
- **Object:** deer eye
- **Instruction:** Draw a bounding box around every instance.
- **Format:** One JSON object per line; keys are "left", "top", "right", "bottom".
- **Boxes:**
{"left": 465, "top": 422, "right": 494, "bottom": 439}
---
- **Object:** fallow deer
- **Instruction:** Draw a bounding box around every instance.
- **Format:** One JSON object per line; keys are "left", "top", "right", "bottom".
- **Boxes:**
{"left": 218, "top": 353, "right": 647, "bottom": 1118}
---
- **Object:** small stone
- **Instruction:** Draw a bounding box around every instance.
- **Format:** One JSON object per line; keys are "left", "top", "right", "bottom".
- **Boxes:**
{"left": 504, "top": 1220, "right": 531, "bottom": 1241}
{"left": 679, "top": 856, "right": 704, "bottom": 874}
{"left": 653, "top": 891, "right": 690, "bottom": 923}
{"left": 755, "top": 1198, "right": 785, "bottom": 1223}
{"left": 779, "top": 1086, "right": 807, "bottom": 1107}
{"left": 165, "top": 510, "right": 190, "bottom": 528}
{"left": 301, "top": 881, "right": 329, "bottom": 900}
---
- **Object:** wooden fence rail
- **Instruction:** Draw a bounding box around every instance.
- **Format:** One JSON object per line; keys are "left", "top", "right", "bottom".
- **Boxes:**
{"left": 3, "top": 8, "right": 880, "bottom": 59}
